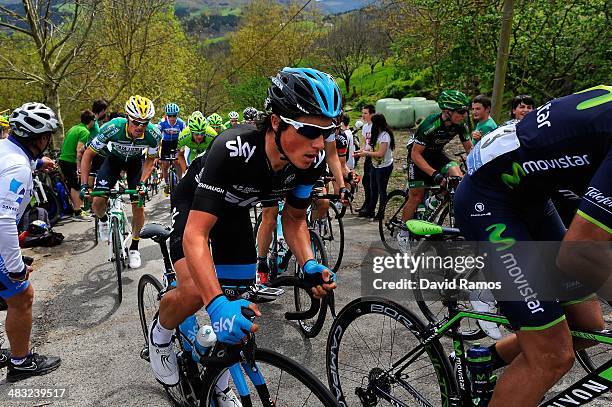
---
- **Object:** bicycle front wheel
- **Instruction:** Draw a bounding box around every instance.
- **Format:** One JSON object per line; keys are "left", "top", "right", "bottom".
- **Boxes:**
{"left": 379, "top": 189, "right": 407, "bottom": 253}
{"left": 294, "top": 230, "right": 329, "bottom": 338}
{"left": 202, "top": 348, "right": 337, "bottom": 406}
{"left": 111, "top": 217, "right": 124, "bottom": 303}
{"left": 326, "top": 296, "right": 455, "bottom": 407}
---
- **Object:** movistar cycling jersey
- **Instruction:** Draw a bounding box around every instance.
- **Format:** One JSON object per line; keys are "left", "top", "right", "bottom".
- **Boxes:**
{"left": 89, "top": 117, "right": 161, "bottom": 161}
{"left": 158, "top": 117, "right": 186, "bottom": 142}
{"left": 412, "top": 113, "right": 470, "bottom": 154}
{"left": 178, "top": 126, "right": 217, "bottom": 165}
{"left": 466, "top": 86, "right": 611, "bottom": 230}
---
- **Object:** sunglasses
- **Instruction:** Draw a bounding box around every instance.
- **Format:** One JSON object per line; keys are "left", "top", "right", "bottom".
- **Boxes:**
{"left": 130, "top": 118, "right": 149, "bottom": 127}
{"left": 279, "top": 115, "right": 336, "bottom": 139}
{"left": 192, "top": 132, "right": 205, "bottom": 137}
{"left": 167, "top": 115, "right": 177, "bottom": 118}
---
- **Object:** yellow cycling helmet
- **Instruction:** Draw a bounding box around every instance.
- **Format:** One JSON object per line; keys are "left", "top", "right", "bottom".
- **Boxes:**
{"left": 0, "top": 114, "right": 9, "bottom": 128}
{"left": 125, "top": 95, "right": 155, "bottom": 120}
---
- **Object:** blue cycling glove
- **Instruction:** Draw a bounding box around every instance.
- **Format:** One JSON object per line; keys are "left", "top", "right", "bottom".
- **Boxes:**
{"left": 302, "top": 259, "right": 336, "bottom": 286}
{"left": 206, "top": 295, "right": 254, "bottom": 344}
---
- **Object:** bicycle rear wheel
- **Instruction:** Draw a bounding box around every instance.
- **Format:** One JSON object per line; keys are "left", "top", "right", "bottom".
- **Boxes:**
{"left": 379, "top": 189, "right": 407, "bottom": 253}
{"left": 202, "top": 348, "right": 337, "bottom": 406}
{"left": 294, "top": 230, "right": 329, "bottom": 338}
{"left": 326, "top": 297, "right": 455, "bottom": 406}
{"left": 111, "top": 217, "right": 124, "bottom": 303}
{"left": 137, "top": 274, "right": 163, "bottom": 345}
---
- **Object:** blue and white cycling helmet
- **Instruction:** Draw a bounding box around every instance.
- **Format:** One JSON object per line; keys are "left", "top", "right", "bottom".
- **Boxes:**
{"left": 164, "top": 103, "right": 180, "bottom": 116}
{"left": 265, "top": 67, "right": 342, "bottom": 119}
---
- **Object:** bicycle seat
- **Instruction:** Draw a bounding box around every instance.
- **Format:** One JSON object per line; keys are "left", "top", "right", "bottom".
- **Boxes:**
{"left": 140, "top": 223, "right": 171, "bottom": 243}
{"left": 406, "top": 219, "right": 461, "bottom": 237}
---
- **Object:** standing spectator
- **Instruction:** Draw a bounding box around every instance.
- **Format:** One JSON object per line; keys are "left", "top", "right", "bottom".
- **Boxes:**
{"left": 509, "top": 94, "right": 534, "bottom": 121}
{"left": 354, "top": 113, "right": 395, "bottom": 219}
{"left": 471, "top": 95, "right": 497, "bottom": 143}
{"left": 357, "top": 104, "right": 375, "bottom": 215}
{"left": 89, "top": 99, "right": 109, "bottom": 140}
{"left": 59, "top": 110, "right": 95, "bottom": 218}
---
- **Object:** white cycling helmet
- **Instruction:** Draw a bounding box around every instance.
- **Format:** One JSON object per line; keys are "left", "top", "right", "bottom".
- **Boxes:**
{"left": 10, "top": 102, "right": 59, "bottom": 138}
{"left": 354, "top": 120, "right": 364, "bottom": 130}
{"left": 228, "top": 111, "right": 239, "bottom": 120}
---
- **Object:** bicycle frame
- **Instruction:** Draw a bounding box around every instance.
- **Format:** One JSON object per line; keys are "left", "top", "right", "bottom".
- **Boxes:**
{"left": 380, "top": 302, "right": 612, "bottom": 407}
{"left": 106, "top": 195, "right": 131, "bottom": 264}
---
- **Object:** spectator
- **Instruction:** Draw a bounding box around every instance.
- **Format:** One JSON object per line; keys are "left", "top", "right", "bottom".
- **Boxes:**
{"left": 354, "top": 113, "right": 395, "bottom": 220}
{"left": 357, "top": 104, "right": 375, "bottom": 215}
{"left": 510, "top": 94, "right": 534, "bottom": 121}
{"left": 471, "top": 95, "right": 497, "bottom": 143}
{"left": 90, "top": 99, "right": 109, "bottom": 140}
{"left": 59, "top": 110, "right": 95, "bottom": 218}
{"left": 108, "top": 111, "right": 126, "bottom": 120}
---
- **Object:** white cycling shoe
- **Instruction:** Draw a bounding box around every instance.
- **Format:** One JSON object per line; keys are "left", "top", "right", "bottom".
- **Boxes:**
{"left": 470, "top": 299, "right": 502, "bottom": 340}
{"left": 148, "top": 318, "right": 179, "bottom": 386}
{"left": 98, "top": 220, "right": 109, "bottom": 242}
{"left": 214, "top": 386, "right": 242, "bottom": 406}
{"left": 128, "top": 250, "right": 142, "bottom": 268}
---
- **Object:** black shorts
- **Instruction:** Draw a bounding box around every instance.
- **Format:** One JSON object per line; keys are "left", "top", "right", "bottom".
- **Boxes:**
{"left": 170, "top": 199, "right": 256, "bottom": 286}
{"left": 408, "top": 152, "right": 455, "bottom": 187}
{"left": 160, "top": 139, "right": 179, "bottom": 161}
{"left": 58, "top": 160, "right": 79, "bottom": 190}
{"left": 94, "top": 155, "right": 142, "bottom": 201}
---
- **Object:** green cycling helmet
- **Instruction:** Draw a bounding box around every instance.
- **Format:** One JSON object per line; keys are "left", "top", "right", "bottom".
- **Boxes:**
{"left": 208, "top": 113, "right": 224, "bottom": 126}
{"left": 188, "top": 111, "right": 208, "bottom": 133}
{"left": 437, "top": 90, "right": 470, "bottom": 110}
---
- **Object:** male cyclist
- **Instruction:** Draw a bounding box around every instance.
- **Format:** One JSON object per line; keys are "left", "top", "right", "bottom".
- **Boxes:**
{"left": 148, "top": 68, "right": 339, "bottom": 399}
{"left": 397, "top": 90, "right": 472, "bottom": 248}
{"left": 455, "top": 85, "right": 610, "bottom": 406}
{"left": 242, "top": 107, "right": 259, "bottom": 125}
{"left": 207, "top": 113, "right": 227, "bottom": 134}
{"left": 176, "top": 111, "right": 217, "bottom": 172}
{"left": 226, "top": 111, "right": 239, "bottom": 128}
{"left": 0, "top": 113, "right": 10, "bottom": 139}
{"left": 158, "top": 103, "right": 186, "bottom": 195}
{"left": 0, "top": 103, "right": 62, "bottom": 382}
{"left": 79, "top": 95, "right": 161, "bottom": 269}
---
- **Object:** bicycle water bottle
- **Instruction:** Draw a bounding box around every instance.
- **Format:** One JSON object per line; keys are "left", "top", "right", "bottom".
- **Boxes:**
{"left": 178, "top": 314, "right": 199, "bottom": 353}
{"left": 192, "top": 325, "right": 216, "bottom": 362}
{"left": 466, "top": 343, "right": 494, "bottom": 405}
{"left": 416, "top": 204, "right": 426, "bottom": 220}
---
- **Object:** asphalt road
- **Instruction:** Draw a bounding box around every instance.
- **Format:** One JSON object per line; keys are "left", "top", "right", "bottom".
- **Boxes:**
{"left": 0, "top": 190, "right": 610, "bottom": 406}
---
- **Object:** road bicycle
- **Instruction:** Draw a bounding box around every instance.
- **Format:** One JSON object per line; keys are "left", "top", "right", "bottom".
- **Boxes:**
{"left": 253, "top": 201, "right": 331, "bottom": 338}
{"left": 308, "top": 189, "right": 347, "bottom": 274}
{"left": 87, "top": 188, "right": 144, "bottom": 303}
{"left": 326, "top": 221, "right": 610, "bottom": 407}
{"left": 136, "top": 223, "right": 337, "bottom": 406}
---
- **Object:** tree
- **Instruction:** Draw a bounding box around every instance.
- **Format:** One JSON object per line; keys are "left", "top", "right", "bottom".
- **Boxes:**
{"left": 318, "top": 13, "right": 372, "bottom": 94}
{"left": 491, "top": 0, "right": 515, "bottom": 122}
{"left": 0, "top": 0, "right": 97, "bottom": 146}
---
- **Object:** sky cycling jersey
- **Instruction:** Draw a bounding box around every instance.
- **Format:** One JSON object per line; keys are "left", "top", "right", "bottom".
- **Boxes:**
{"left": 89, "top": 117, "right": 161, "bottom": 161}
{"left": 178, "top": 126, "right": 217, "bottom": 164}
{"left": 158, "top": 117, "right": 186, "bottom": 142}
{"left": 412, "top": 112, "right": 470, "bottom": 154}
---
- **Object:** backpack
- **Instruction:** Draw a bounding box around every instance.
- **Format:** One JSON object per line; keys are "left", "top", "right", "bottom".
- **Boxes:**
{"left": 18, "top": 207, "right": 64, "bottom": 248}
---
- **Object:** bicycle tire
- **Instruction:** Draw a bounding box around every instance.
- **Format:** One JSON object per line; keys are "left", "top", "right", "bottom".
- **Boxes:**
{"left": 326, "top": 296, "right": 455, "bottom": 407}
{"left": 378, "top": 189, "right": 407, "bottom": 253}
{"left": 137, "top": 274, "right": 163, "bottom": 345}
{"left": 94, "top": 216, "right": 99, "bottom": 245}
{"left": 111, "top": 217, "right": 124, "bottom": 303}
{"left": 202, "top": 348, "right": 338, "bottom": 406}
{"left": 169, "top": 170, "right": 177, "bottom": 197}
{"left": 294, "top": 230, "right": 329, "bottom": 338}
{"left": 317, "top": 203, "right": 344, "bottom": 273}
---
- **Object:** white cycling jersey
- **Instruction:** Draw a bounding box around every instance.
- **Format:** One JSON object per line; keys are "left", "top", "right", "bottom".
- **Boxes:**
{"left": 0, "top": 137, "right": 34, "bottom": 275}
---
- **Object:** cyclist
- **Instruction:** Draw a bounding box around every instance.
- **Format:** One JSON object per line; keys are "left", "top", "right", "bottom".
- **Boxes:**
{"left": 226, "top": 111, "right": 240, "bottom": 128}
{"left": 242, "top": 107, "right": 259, "bottom": 125}
{"left": 79, "top": 95, "right": 161, "bottom": 269}
{"left": 455, "top": 86, "right": 610, "bottom": 406}
{"left": 207, "top": 113, "right": 226, "bottom": 134}
{"left": 0, "top": 113, "right": 10, "bottom": 139}
{"left": 397, "top": 90, "right": 473, "bottom": 249}
{"left": 176, "top": 111, "right": 217, "bottom": 173}
{"left": 158, "top": 103, "right": 186, "bottom": 195}
{"left": 0, "top": 102, "right": 61, "bottom": 382}
{"left": 147, "top": 68, "right": 339, "bottom": 395}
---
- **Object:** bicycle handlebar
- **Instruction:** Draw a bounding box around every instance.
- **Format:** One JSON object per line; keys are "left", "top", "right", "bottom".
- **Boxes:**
{"left": 87, "top": 189, "right": 145, "bottom": 207}
{"left": 267, "top": 276, "right": 321, "bottom": 320}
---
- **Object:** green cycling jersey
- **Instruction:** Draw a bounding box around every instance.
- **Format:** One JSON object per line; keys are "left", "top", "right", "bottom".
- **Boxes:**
{"left": 178, "top": 126, "right": 218, "bottom": 164}
{"left": 412, "top": 112, "right": 470, "bottom": 154}
{"left": 89, "top": 117, "right": 161, "bottom": 161}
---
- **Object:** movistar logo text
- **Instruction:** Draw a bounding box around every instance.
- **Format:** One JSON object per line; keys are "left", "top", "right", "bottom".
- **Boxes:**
{"left": 486, "top": 224, "right": 516, "bottom": 251}
{"left": 575, "top": 85, "right": 612, "bottom": 110}
{"left": 501, "top": 162, "right": 525, "bottom": 189}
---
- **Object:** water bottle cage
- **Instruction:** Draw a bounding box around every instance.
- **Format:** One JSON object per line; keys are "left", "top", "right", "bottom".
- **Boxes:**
{"left": 200, "top": 335, "right": 256, "bottom": 369}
